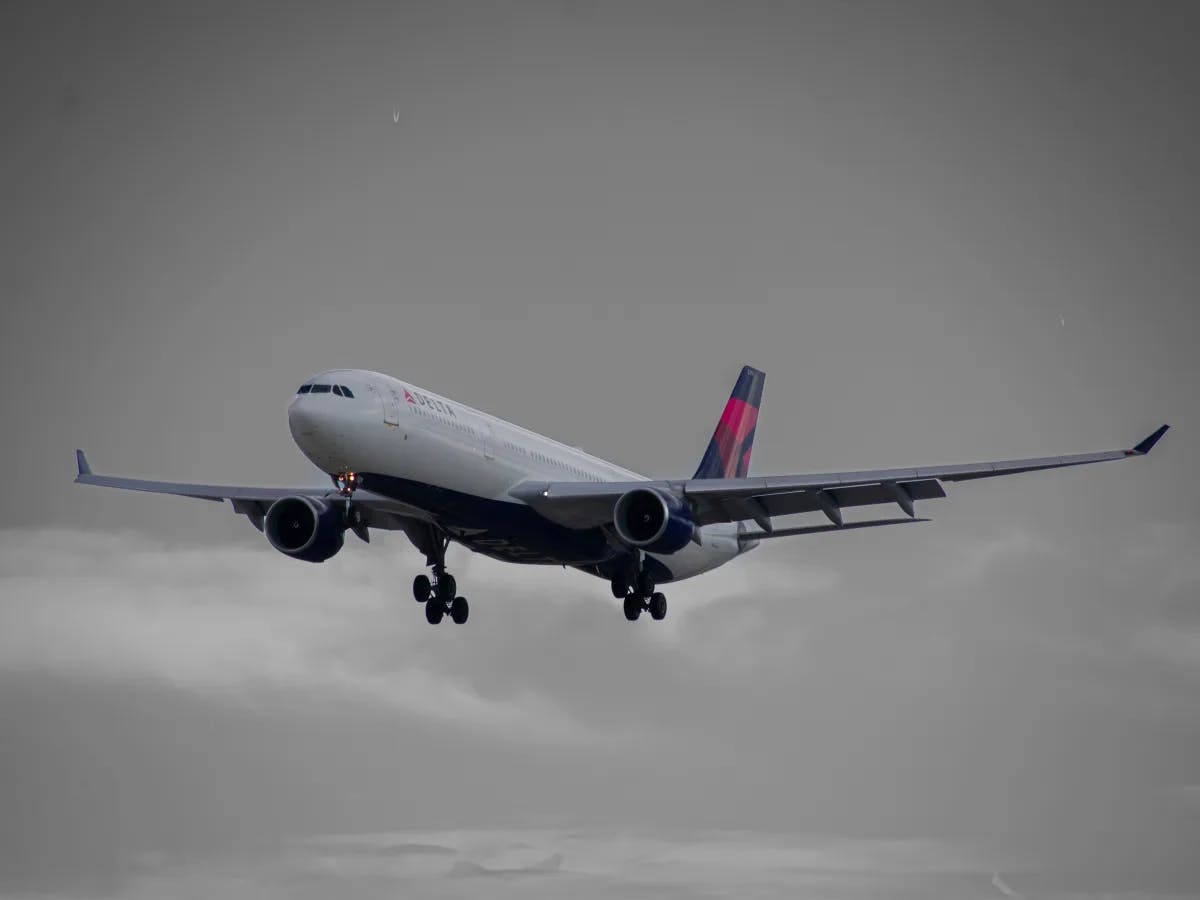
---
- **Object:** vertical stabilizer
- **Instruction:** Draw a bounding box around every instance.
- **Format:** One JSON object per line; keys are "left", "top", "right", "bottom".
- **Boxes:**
{"left": 693, "top": 366, "right": 765, "bottom": 479}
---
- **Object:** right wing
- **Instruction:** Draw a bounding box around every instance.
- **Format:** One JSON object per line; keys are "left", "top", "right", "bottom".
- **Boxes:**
{"left": 511, "top": 425, "right": 1170, "bottom": 534}
{"left": 73, "top": 450, "right": 433, "bottom": 534}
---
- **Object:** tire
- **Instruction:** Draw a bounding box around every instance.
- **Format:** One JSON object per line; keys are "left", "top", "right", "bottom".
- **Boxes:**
{"left": 436, "top": 573, "right": 457, "bottom": 603}
{"left": 413, "top": 574, "right": 431, "bottom": 603}
{"left": 610, "top": 575, "right": 628, "bottom": 599}
{"left": 425, "top": 599, "right": 444, "bottom": 625}
{"left": 649, "top": 592, "right": 667, "bottom": 621}
{"left": 623, "top": 595, "right": 642, "bottom": 621}
{"left": 450, "top": 596, "right": 469, "bottom": 625}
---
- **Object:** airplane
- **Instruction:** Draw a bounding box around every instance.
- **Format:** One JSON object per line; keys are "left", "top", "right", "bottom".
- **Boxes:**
{"left": 75, "top": 365, "right": 1168, "bottom": 626}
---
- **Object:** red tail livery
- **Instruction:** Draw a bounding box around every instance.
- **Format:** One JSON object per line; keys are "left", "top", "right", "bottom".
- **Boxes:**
{"left": 693, "top": 365, "right": 766, "bottom": 479}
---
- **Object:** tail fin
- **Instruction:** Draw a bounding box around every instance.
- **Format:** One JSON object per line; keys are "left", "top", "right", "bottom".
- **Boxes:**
{"left": 693, "top": 366, "right": 765, "bottom": 479}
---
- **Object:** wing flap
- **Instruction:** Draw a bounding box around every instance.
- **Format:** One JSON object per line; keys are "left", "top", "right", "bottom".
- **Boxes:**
{"left": 740, "top": 479, "right": 946, "bottom": 524}
{"left": 740, "top": 517, "right": 931, "bottom": 542}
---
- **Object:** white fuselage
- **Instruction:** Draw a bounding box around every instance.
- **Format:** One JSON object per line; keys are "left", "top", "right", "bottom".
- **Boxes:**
{"left": 286, "top": 369, "right": 742, "bottom": 583}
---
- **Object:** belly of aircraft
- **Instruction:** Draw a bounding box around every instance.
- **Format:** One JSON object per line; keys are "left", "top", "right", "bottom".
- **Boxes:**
{"left": 360, "top": 471, "right": 618, "bottom": 568}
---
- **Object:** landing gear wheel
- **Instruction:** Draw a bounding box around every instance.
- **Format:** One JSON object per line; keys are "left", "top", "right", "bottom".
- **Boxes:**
{"left": 610, "top": 575, "right": 628, "bottom": 599}
{"left": 435, "top": 573, "right": 457, "bottom": 603}
{"left": 425, "top": 599, "right": 445, "bottom": 625}
{"left": 413, "top": 574, "right": 431, "bottom": 603}
{"left": 623, "top": 595, "right": 643, "bottom": 621}
{"left": 636, "top": 571, "right": 655, "bottom": 598}
{"left": 450, "top": 596, "right": 469, "bottom": 625}
{"left": 649, "top": 592, "right": 667, "bottom": 621}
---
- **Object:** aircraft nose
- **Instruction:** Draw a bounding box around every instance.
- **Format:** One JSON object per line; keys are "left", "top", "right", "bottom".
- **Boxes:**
{"left": 288, "top": 398, "right": 323, "bottom": 437}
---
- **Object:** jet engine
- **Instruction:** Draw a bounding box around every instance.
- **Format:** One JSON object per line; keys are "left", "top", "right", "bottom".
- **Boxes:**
{"left": 264, "top": 496, "right": 346, "bottom": 562}
{"left": 613, "top": 488, "right": 695, "bottom": 554}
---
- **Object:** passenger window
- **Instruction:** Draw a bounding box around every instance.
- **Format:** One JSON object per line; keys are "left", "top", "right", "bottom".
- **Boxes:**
{"left": 297, "top": 384, "right": 312, "bottom": 394}
{"left": 340, "top": 386, "right": 354, "bottom": 398}
{"left": 311, "top": 384, "right": 331, "bottom": 394}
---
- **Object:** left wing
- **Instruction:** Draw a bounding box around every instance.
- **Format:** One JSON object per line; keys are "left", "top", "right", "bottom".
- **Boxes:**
{"left": 510, "top": 425, "right": 1169, "bottom": 534}
{"left": 73, "top": 450, "right": 432, "bottom": 534}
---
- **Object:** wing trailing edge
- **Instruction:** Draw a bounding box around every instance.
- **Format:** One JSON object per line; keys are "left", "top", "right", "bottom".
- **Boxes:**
{"left": 739, "top": 517, "right": 931, "bottom": 543}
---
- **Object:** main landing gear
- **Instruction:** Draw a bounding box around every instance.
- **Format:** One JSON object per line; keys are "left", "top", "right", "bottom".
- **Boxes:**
{"left": 612, "top": 567, "right": 667, "bottom": 622}
{"left": 413, "top": 569, "right": 469, "bottom": 625}
{"left": 407, "top": 524, "right": 469, "bottom": 625}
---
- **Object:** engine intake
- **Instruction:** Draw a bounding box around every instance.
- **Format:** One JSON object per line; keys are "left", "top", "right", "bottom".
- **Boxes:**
{"left": 613, "top": 488, "right": 694, "bottom": 555}
{"left": 264, "top": 496, "right": 345, "bottom": 563}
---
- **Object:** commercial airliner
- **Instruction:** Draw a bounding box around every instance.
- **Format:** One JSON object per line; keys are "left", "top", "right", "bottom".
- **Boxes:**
{"left": 75, "top": 366, "right": 1168, "bottom": 625}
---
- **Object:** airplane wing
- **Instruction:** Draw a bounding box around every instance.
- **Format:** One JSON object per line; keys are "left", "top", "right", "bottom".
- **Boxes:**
{"left": 73, "top": 450, "right": 434, "bottom": 534}
{"left": 510, "top": 425, "right": 1170, "bottom": 535}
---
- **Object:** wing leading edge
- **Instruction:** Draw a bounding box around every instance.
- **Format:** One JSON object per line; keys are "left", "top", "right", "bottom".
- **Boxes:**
{"left": 73, "top": 450, "right": 433, "bottom": 531}
{"left": 511, "top": 425, "right": 1170, "bottom": 533}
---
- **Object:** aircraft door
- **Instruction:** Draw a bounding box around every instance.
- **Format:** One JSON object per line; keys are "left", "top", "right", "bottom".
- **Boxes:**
{"left": 369, "top": 382, "right": 401, "bottom": 426}
{"left": 483, "top": 422, "right": 496, "bottom": 459}
{"left": 384, "top": 389, "right": 401, "bottom": 426}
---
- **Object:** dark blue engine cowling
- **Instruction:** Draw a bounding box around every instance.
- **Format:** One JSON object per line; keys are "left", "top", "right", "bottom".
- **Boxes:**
{"left": 613, "top": 488, "right": 695, "bottom": 554}
{"left": 264, "top": 496, "right": 345, "bottom": 563}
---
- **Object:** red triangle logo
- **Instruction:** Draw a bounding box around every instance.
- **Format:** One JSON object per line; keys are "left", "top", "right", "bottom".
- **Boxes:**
{"left": 403, "top": 388, "right": 416, "bottom": 404}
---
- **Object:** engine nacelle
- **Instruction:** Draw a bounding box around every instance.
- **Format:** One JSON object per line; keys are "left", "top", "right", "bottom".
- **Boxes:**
{"left": 264, "top": 496, "right": 345, "bottom": 563}
{"left": 613, "top": 488, "right": 695, "bottom": 555}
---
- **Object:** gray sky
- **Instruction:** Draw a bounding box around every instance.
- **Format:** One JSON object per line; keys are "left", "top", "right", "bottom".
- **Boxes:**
{"left": 2, "top": 2, "right": 1199, "bottom": 897}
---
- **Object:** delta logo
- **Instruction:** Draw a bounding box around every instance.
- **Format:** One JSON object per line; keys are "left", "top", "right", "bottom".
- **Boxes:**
{"left": 404, "top": 387, "right": 457, "bottom": 417}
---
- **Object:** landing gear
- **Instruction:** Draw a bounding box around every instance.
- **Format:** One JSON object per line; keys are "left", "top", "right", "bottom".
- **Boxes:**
{"left": 413, "top": 574, "right": 431, "bottom": 603}
{"left": 332, "top": 470, "right": 361, "bottom": 497}
{"left": 614, "top": 557, "right": 668, "bottom": 622}
{"left": 425, "top": 598, "right": 444, "bottom": 625}
{"left": 408, "top": 525, "right": 469, "bottom": 626}
{"left": 637, "top": 571, "right": 656, "bottom": 598}
{"left": 415, "top": 567, "right": 467, "bottom": 625}
{"left": 413, "top": 571, "right": 455, "bottom": 604}
{"left": 623, "top": 594, "right": 642, "bottom": 621}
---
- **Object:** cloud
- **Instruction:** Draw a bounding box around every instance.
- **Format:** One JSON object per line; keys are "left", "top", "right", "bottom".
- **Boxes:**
{"left": 0, "top": 526, "right": 849, "bottom": 764}
{"left": 4, "top": 518, "right": 1200, "bottom": 893}
{"left": 0, "top": 528, "right": 626, "bottom": 749}
{"left": 935, "top": 529, "right": 1060, "bottom": 586}
{"left": 97, "top": 828, "right": 994, "bottom": 900}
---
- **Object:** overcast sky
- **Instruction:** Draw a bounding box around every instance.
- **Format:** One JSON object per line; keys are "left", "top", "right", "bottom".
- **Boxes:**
{"left": 2, "top": 2, "right": 1198, "bottom": 897}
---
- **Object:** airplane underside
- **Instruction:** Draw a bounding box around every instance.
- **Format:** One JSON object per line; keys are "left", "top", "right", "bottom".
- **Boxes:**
{"left": 359, "top": 470, "right": 677, "bottom": 625}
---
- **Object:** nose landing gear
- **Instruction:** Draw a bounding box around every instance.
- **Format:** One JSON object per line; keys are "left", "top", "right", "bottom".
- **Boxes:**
{"left": 332, "top": 471, "right": 361, "bottom": 496}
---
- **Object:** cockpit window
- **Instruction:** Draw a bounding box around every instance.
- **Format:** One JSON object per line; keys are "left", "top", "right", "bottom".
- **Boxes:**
{"left": 332, "top": 385, "right": 344, "bottom": 396}
{"left": 310, "top": 384, "right": 331, "bottom": 394}
{"left": 340, "top": 385, "right": 355, "bottom": 398}
{"left": 297, "top": 384, "right": 312, "bottom": 394}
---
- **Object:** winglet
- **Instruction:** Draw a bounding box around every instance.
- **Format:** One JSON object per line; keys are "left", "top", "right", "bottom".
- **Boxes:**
{"left": 75, "top": 449, "right": 92, "bottom": 477}
{"left": 1129, "top": 424, "right": 1169, "bottom": 456}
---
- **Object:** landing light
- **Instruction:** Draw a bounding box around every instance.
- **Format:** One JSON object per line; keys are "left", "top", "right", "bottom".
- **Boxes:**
{"left": 335, "top": 471, "right": 360, "bottom": 496}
